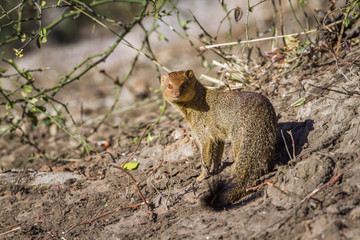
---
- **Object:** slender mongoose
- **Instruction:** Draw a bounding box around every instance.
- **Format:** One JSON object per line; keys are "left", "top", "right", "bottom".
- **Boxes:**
{"left": 161, "top": 70, "right": 277, "bottom": 202}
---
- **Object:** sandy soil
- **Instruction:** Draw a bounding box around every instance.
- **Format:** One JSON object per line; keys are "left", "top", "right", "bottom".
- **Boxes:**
{"left": 1, "top": 11, "right": 360, "bottom": 240}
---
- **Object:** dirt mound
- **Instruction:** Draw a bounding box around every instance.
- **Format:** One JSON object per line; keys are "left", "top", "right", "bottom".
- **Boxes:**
{"left": 1, "top": 41, "right": 360, "bottom": 239}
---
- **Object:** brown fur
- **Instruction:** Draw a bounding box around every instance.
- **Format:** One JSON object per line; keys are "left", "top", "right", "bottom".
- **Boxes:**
{"left": 161, "top": 70, "right": 277, "bottom": 201}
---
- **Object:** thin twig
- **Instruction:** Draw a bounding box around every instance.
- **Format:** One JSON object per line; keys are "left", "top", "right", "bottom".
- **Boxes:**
{"left": 251, "top": 156, "right": 360, "bottom": 238}
{"left": 200, "top": 20, "right": 342, "bottom": 50}
{"left": 286, "top": 130, "right": 296, "bottom": 161}
{"left": 287, "top": 0, "right": 311, "bottom": 43}
{"left": 314, "top": 17, "right": 349, "bottom": 82}
{"left": 66, "top": 202, "right": 144, "bottom": 232}
{"left": 281, "top": 129, "right": 293, "bottom": 161}
{"left": 215, "top": 7, "right": 235, "bottom": 41}
{"left": 0, "top": 227, "right": 21, "bottom": 236}
{"left": 246, "top": 179, "right": 274, "bottom": 191}
{"left": 122, "top": 124, "right": 152, "bottom": 166}
{"left": 138, "top": 159, "right": 165, "bottom": 185}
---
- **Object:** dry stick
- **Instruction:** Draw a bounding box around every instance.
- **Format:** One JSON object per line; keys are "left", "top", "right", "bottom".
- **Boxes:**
{"left": 188, "top": 9, "right": 213, "bottom": 40}
{"left": 335, "top": 9, "right": 349, "bottom": 56}
{"left": 281, "top": 129, "right": 293, "bottom": 161}
{"left": 278, "top": 0, "right": 285, "bottom": 46}
{"left": 267, "top": 181, "right": 289, "bottom": 194}
{"left": 200, "top": 20, "right": 343, "bottom": 50}
{"left": 286, "top": 130, "right": 296, "bottom": 161}
{"left": 66, "top": 202, "right": 144, "bottom": 232}
{"left": 308, "top": 83, "right": 360, "bottom": 97}
{"left": 270, "top": 0, "right": 277, "bottom": 49}
{"left": 287, "top": 0, "right": 311, "bottom": 43}
{"left": 67, "top": 125, "right": 156, "bottom": 232}
{"left": 251, "top": 156, "right": 360, "bottom": 238}
{"left": 89, "top": 38, "right": 147, "bottom": 136}
{"left": 186, "top": 11, "right": 228, "bottom": 62}
{"left": 122, "top": 124, "right": 151, "bottom": 166}
{"left": 138, "top": 159, "right": 165, "bottom": 185}
{"left": 246, "top": 180, "right": 274, "bottom": 191}
{"left": 0, "top": 227, "right": 21, "bottom": 237}
{"left": 314, "top": 17, "right": 349, "bottom": 82}
{"left": 201, "top": 30, "right": 317, "bottom": 50}
{"left": 246, "top": 179, "right": 289, "bottom": 194}
{"left": 300, "top": 61, "right": 349, "bottom": 80}
{"left": 215, "top": 7, "right": 236, "bottom": 40}
{"left": 110, "top": 163, "right": 150, "bottom": 207}
{"left": 0, "top": 213, "right": 54, "bottom": 235}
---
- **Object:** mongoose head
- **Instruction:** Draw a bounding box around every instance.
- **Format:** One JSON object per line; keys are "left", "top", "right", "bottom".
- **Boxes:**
{"left": 161, "top": 70, "right": 196, "bottom": 103}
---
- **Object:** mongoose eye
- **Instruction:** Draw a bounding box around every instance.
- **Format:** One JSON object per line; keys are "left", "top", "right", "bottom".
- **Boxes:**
{"left": 168, "top": 84, "right": 173, "bottom": 89}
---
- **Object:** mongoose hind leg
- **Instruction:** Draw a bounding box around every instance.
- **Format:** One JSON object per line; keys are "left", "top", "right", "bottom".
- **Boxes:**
{"left": 196, "top": 138, "right": 225, "bottom": 181}
{"left": 227, "top": 137, "right": 269, "bottom": 201}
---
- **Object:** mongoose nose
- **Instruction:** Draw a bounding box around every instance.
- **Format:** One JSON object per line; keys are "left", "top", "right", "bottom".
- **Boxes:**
{"left": 175, "top": 91, "right": 180, "bottom": 97}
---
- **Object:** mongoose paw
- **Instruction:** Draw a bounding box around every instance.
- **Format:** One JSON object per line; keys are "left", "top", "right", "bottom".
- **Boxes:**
{"left": 196, "top": 172, "right": 209, "bottom": 181}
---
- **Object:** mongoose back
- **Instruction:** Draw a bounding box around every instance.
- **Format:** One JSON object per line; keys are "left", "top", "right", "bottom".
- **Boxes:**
{"left": 161, "top": 70, "right": 277, "bottom": 202}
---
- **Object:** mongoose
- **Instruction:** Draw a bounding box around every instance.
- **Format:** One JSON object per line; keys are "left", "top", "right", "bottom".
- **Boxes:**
{"left": 161, "top": 70, "right": 277, "bottom": 202}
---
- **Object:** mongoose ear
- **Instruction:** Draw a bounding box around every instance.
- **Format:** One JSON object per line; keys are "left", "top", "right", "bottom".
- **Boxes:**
{"left": 160, "top": 73, "right": 168, "bottom": 84}
{"left": 184, "top": 70, "right": 195, "bottom": 79}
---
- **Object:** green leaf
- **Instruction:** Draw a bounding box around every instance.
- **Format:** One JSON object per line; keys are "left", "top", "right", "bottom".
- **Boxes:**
{"left": 5, "top": 102, "right": 14, "bottom": 110}
{"left": 43, "top": 117, "right": 51, "bottom": 126}
{"left": 41, "top": 29, "right": 48, "bottom": 43}
{"left": 21, "top": 91, "right": 28, "bottom": 98}
{"left": 158, "top": 33, "right": 165, "bottom": 41}
{"left": 41, "top": 28, "right": 47, "bottom": 36}
{"left": 55, "top": 115, "right": 66, "bottom": 125}
{"left": 23, "top": 72, "right": 33, "bottom": 81}
{"left": 345, "top": 18, "right": 350, "bottom": 28}
{"left": 147, "top": 133, "right": 153, "bottom": 142}
{"left": 28, "top": 98, "right": 38, "bottom": 104}
{"left": 57, "top": 0, "right": 62, "bottom": 5}
{"left": 21, "top": 33, "right": 26, "bottom": 43}
{"left": 180, "top": 20, "right": 188, "bottom": 28}
{"left": 42, "top": 36, "right": 48, "bottom": 43}
{"left": 36, "top": 36, "right": 42, "bottom": 48}
{"left": 14, "top": 48, "right": 23, "bottom": 58}
{"left": 41, "top": 1, "right": 46, "bottom": 6}
{"left": 202, "top": 59, "right": 208, "bottom": 68}
{"left": 37, "top": 28, "right": 48, "bottom": 47}
{"left": 41, "top": 95, "right": 50, "bottom": 103}
{"left": 291, "top": 98, "right": 306, "bottom": 107}
{"left": 23, "top": 85, "right": 33, "bottom": 93}
{"left": 123, "top": 162, "right": 139, "bottom": 170}
{"left": 132, "top": 136, "right": 139, "bottom": 144}
{"left": 0, "top": 68, "right": 7, "bottom": 73}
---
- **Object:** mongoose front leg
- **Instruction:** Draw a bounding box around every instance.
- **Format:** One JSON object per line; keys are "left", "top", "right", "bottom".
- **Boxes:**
{"left": 197, "top": 138, "right": 225, "bottom": 181}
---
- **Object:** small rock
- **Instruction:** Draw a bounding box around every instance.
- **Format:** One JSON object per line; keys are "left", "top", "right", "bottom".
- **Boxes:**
{"left": 163, "top": 136, "right": 198, "bottom": 162}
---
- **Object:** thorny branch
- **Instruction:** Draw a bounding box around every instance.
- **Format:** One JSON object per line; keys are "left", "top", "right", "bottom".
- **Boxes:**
{"left": 0, "top": 1, "right": 152, "bottom": 157}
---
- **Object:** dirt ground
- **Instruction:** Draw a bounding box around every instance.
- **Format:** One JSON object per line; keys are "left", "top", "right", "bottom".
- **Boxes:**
{"left": 1, "top": 22, "right": 360, "bottom": 240}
